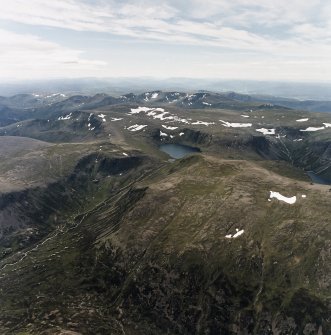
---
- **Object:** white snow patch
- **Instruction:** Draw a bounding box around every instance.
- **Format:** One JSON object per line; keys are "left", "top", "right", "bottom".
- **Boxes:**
{"left": 192, "top": 121, "right": 215, "bottom": 126}
{"left": 58, "top": 113, "right": 72, "bottom": 121}
{"left": 225, "top": 228, "right": 245, "bottom": 239}
{"left": 233, "top": 229, "right": 245, "bottom": 238}
{"left": 323, "top": 123, "right": 331, "bottom": 128}
{"left": 160, "top": 131, "right": 168, "bottom": 137}
{"left": 110, "top": 117, "right": 123, "bottom": 121}
{"left": 122, "top": 152, "right": 128, "bottom": 156}
{"left": 269, "top": 191, "right": 296, "bottom": 204}
{"left": 300, "top": 126, "right": 325, "bottom": 132}
{"left": 173, "top": 116, "right": 190, "bottom": 124}
{"left": 143, "top": 92, "right": 159, "bottom": 101}
{"left": 202, "top": 102, "right": 212, "bottom": 106}
{"left": 46, "top": 93, "right": 66, "bottom": 98}
{"left": 127, "top": 124, "right": 147, "bottom": 132}
{"left": 293, "top": 139, "right": 303, "bottom": 142}
{"left": 129, "top": 107, "right": 154, "bottom": 114}
{"left": 162, "top": 125, "right": 178, "bottom": 130}
{"left": 302, "top": 194, "right": 306, "bottom": 198}
{"left": 256, "top": 128, "right": 276, "bottom": 135}
{"left": 296, "top": 118, "right": 309, "bottom": 122}
{"left": 241, "top": 115, "right": 250, "bottom": 118}
{"left": 97, "top": 113, "right": 106, "bottom": 122}
{"left": 179, "top": 132, "right": 184, "bottom": 136}
{"left": 153, "top": 111, "right": 172, "bottom": 121}
{"left": 87, "top": 121, "right": 95, "bottom": 131}
{"left": 129, "top": 106, "right": 189, "bottom": 124}
{"left": 220, "top": 120, "right": 252, "bottom": 128}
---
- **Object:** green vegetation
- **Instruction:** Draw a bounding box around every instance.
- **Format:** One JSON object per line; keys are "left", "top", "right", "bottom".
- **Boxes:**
{"left": 0, "top": 91, "right": 330, "bottom": 334}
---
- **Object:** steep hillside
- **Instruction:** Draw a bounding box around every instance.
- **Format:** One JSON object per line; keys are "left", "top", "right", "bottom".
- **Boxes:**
{"left": 0, "top": 155, "right": 330, "bottom": 334}
{"left": 0, "top": 91, "right": 330, "bottom": 334}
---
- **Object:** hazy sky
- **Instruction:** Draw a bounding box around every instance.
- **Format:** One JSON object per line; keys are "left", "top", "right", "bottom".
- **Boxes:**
{"left": 0, "top": 0, "right": 330, "bottom": 81}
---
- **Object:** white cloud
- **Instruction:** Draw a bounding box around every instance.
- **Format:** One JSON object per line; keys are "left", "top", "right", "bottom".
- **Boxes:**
{"left": 0, "top": 0, "right": 330, "bottom": 80}
{"left": 0, "top": 29, "right": 106, "bottom": 79}
{"left": 1, "top": 0, "right": 330, "bottom": 53}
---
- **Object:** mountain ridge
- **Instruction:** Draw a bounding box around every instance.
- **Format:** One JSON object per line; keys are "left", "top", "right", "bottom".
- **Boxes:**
{"left": 0, "top": 89, "right": 330, "bottom": 334}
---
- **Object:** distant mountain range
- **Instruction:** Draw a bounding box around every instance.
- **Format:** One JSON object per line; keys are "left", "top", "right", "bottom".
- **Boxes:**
{"left": 1, "top": 89, "right": 331, "bottom": 116}
{"left": 0, "top": 77, "right": 331, "bottom": 101}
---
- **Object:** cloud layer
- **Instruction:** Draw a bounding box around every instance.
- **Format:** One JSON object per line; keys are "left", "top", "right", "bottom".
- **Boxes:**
{"left": 0, "top": 0, "right": 330, "bottom": 80}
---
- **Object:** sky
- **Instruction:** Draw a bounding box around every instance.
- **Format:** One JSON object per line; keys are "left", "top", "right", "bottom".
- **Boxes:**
{"left": 0, "top": 0, "right": 331, "bottom": 82}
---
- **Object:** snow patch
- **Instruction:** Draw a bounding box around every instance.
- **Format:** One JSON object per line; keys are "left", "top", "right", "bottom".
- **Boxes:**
{"left": 256, "top": 128, "right": 276, "bottom": 135}
{"left": 173, "top": 116, "right": 190, "bottom": 124}
{"left": 300, "top": 126, "right": 325, "bottom": 132}
{"left": 160, "top": 131, "right": 168, "bottom": 137}
{"left": 192, "top": 121, "right": 215, "bottom": 126}
{"left": 129, "top": 106, "right": 190, "bottom": 124}
{"left": 127, "top": 124, "right": 147, "bottom": 132}
{"left": 225, "top": 228, "right": 245, "bottom": 239}
{"left": 153, "top": 111, "right": 173, "bottom": 120}
{"left": 130, "top": 106, "right": 154, "bottom": 114}
{"left": 58, "top": 113, "right": 72, "bottom": 120}
{"left": 233, "top": 229, "right": 245, "bottom": 238}
{"left": 162, "top": 125, "right": 178, "bottom": 130}
{"left": 269, "top": 191, "right": 296, "bottom": 204}
{"left": 296, "top": 118, "right": 309, "bottom": 122}
{"left": 97, "top": 113, "right": 106, "bottom": 122}
{"left": 220, "top": 120, "right": 252, "bottom": 128}
{"left": 87, "top": 121, "right": 95, "bottom": 131}
{"left": 45, "top": 93, "right": 66, "bottom": 99}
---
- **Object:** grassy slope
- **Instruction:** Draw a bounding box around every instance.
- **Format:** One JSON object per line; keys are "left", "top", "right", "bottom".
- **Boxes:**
{"left": 0, "top": 154, "right": 329, "bottom": 334}
{"left": 0, "top": 96, "right": 330, "bottom": 334}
